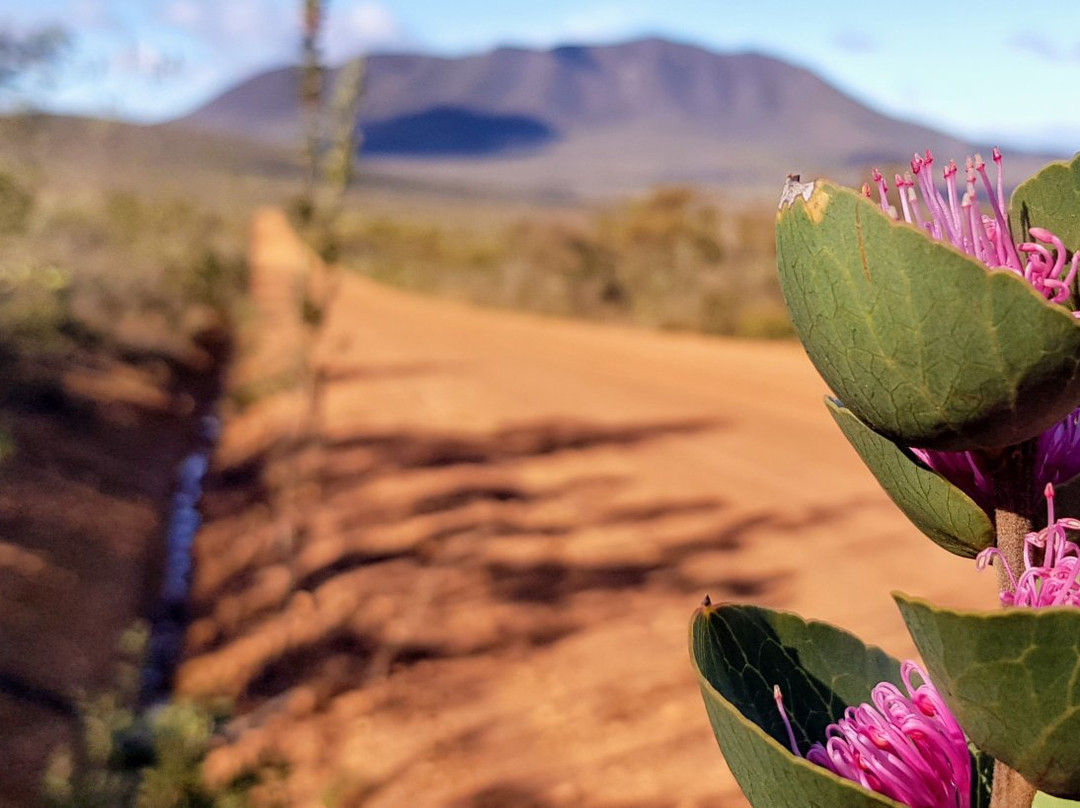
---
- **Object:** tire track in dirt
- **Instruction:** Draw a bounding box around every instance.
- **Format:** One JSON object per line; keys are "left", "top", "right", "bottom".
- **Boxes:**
{"left": 181, "top": 208, "right": 998, "bottom": 808}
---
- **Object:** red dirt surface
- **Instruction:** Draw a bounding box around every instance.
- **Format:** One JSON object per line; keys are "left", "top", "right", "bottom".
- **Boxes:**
{"left": 0, "top": 339, "right": 222, "bottom": 806}
{"left": 179, "top": 209, "right": 999, "bottom": 808}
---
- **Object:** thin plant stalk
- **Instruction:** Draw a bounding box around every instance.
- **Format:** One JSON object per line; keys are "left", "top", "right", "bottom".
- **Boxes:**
{"left": 989, "top": 442, "right": 1039, "bottom": 808}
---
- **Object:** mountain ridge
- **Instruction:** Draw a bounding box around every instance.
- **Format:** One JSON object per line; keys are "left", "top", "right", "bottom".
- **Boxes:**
{"left": 178, "top": 36, "right": 1058, "bottom": 197}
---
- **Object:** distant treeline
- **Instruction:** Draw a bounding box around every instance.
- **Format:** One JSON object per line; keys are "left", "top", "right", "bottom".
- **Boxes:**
{"left": 330, "top": 186, "right": 792, "bottom": 340}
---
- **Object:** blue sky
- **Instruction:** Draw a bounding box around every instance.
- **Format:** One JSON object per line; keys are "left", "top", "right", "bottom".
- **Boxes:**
{"left": 5, "top": 0, "right": 1080, "bottom": 152}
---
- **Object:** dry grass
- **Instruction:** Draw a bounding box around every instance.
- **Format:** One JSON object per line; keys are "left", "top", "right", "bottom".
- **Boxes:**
{"left": 334, "top": 185, "right": 792, "bottom": 339}
{"left": 0, "top": 114, "right": 792, "bottom": 349}
{"left": 0, "top": 168, "right": 248, "bottom": 364}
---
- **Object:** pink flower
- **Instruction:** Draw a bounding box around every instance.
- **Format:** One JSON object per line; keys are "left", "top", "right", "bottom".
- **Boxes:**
{"left": 864, "top": 150, "right": 1080, "bottom": 512}
{"left": 907, "top": 445, "right": 995, "bottom": 514}
{"left": 977, "top": 483, "right": 1080, "bottom": 606}
{"left": 774, "top": 661, "right": 970, "bottom": 808}
{"left": 864, "top": 149, "right": 1078, "bottom": 313}
{"left": 909, "top": 407, "right": 1080, "bottom": 514}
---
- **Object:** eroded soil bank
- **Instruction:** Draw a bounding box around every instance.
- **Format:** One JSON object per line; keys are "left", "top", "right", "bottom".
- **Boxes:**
{"left": 0, "top": 321, "right": 229, "bottom": 806}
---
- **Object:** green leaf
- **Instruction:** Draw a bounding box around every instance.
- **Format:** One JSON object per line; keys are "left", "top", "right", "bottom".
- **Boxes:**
{"left": 1035, "top": 793, "right": 1080, "bottom": 807}
{"left": 826, "top": 398, "right": 994, "bottom": 557}
{"left": 896, "top": 593, "right": 1080, "bottom": 797}
{"left": 1010, "top": 153, "right": 1080, "bottom": 252}
{"left": 1053, "top": 473, "right": 1080, "bottom": 524}
{"left": 971, "top": 747, "right": 995, "bottom": 808}
{"left": 776, "top": 180, "right": 1080, "bottom": 451}
{"left": 690, "top": 602, "right": 906, "bottom": 808}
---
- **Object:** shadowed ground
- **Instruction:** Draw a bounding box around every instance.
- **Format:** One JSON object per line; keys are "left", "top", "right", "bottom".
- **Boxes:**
{"left": 0, "top": 332, "right": 227, "bottom": 805}
{"left": 178, "top": 209, "right": 998, "bottom": 807}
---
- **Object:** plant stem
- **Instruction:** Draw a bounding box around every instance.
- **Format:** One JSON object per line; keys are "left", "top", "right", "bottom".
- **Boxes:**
{"left": 990, "top": 761, "right": 1036, "bottom": 808}
{"left": 992, "top": 442, "right": 1035, "bottom": 596}
{"left": 300, "top": 0, "right": 324, "bottom": 220}
{"left": 989, "top": 441, "right": 1037, "bottom": 808}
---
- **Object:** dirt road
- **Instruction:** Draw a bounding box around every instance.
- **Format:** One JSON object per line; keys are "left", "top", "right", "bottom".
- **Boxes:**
{"left": 180, "top": 209, "right": 998, "bottom": 807}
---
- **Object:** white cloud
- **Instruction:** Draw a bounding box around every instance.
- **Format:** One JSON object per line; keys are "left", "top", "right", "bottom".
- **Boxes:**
{"left": 1009, "top": 32, "right": 1063, "bottom": 62}
{"left": 154, "top": 0, "right": 294, "bottom": 61}
{"left": 479, "top": 2, "right": 652, "bottom": 50}
{"left": 347, "top": 2, "right": 400, "bottom": 41}
{"left": 832, "top": 31, "right": 877, "bottom": 54}
{"left": 220, "top": 0, "right": 264, "bottom": 36}
{"left": 559, "top": 4, "right": 643, "bottom": 40}
{"left": 163, "top": 0, "right": 203, "bottom": 29}
{"left": 111, "top": 40, "right": 183, "bottom": 80}
{"left": 71, "top": 0, "right": 110, "bottom": 28}
{"left": 325, "top": 1, "right": 412, "bottom": 60}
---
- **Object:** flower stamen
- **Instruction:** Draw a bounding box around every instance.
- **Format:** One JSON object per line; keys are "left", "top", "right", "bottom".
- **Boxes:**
{"left": 870, "top": 149, "right": 1078, "bottom": 315}
{"left": 977, "top": 483, "right": 1080, "bottom": 606}
{"left": 773, "top": 684, "right": 801, "bottom": 756}
{"left": 774, "top": 663, "right": 970, "bottom": 808}
{"left": 973, "top": 152, "right": 1022, "bottom": 269}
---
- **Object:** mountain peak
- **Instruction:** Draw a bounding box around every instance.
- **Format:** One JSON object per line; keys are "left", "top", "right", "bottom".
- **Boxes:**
{"left": 179, "top": 38, "right": 979, "bottom": 196}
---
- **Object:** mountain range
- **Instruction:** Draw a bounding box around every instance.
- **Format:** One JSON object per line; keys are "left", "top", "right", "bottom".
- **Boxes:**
{"left": 180, "top": 37, "right": 1056, "bottom": 198}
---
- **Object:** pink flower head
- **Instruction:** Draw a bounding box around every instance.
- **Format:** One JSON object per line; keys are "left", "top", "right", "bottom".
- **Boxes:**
{"left": 908, "top": 445, "right": 995, "bottom": 514}
{"left": 774, "top": 661, "right": 970, "bottom": 808}
{"left": 865, "top": 151, "right": 1080, "bottom": 512}
{"left": 865, "top": 149, "right": 1079, "bottom": 315}
{"left": 909, "top": 407, "right": 1080, "bottom": 516}
{"left": 977, "top": 483, "right": 1080, "bottom": 606}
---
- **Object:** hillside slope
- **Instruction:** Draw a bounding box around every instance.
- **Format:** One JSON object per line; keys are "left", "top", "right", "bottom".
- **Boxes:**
{"left": 183, "top": 38, "right": 1021, "bottom": 196}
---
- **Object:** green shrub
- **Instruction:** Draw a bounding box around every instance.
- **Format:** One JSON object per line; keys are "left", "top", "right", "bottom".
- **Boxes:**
{"left": 42, "top": 623, "right": 257, "bottom": 808}
{"left": 0, "top": 182, "right": 247, "bottom": 359}
{"left": 335, "top": 186, "right": 782, "bottom": 338}
{"left": 0, "top": 169, "right": 33, "bottom": 234}
{"left": 735, "top": 302, "right": 795, "bottom": 340}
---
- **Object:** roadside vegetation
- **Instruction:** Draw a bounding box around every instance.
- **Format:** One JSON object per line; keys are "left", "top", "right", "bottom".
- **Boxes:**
{"left": 0, "top": 132, "right": 253, "bottom": 807}
{"left": 42, "top": 624, "right": 263, "bottom": 808}
{"left": 334, "top": 185, "right": 791, "bottom": 339}
{"left": 0, "top": 163, "right": 247, "bottom": 365}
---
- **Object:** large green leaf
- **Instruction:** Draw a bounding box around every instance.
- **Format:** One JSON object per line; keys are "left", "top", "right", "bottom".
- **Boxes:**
{"left": 1035, "top": 794, "right": 1080, "bottom": 808}
{"left": 826, "top": 398, "right": 994, "bottom": 557}
{"left": 1010, "top": 153, "right": 1080, "bottom": 252}
{"left": 1050, "top": 469, "right": 1080, "bottom": 525}
{"left": 776, "top": 180, "right": 1080, "bottom": 451}
{"left": 692, "top": 602, "right": 910, "bottom": 808}
{"left": 896, "top": 593, "right": 1080, "bottom": 797}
